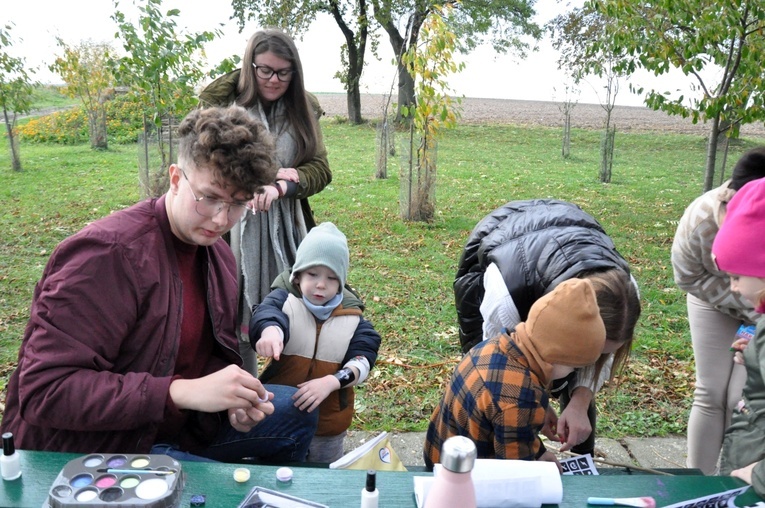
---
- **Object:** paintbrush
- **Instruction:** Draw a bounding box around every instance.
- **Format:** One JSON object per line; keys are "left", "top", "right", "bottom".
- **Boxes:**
{"left": 588, "top": 497, "right": 656, "bottom": 508}
{"left": 97, "top": 468, "right": 176, "bottom": 475}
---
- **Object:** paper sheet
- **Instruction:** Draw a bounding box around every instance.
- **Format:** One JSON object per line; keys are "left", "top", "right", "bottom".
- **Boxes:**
{"left": 413, "top": 459, "right": 563, "bottom": 508}
{"left": 560, "top": 454, "right": 599, "bottom": 475}
{"left": 662, "top": 486, "right": 749, "bottom": 508}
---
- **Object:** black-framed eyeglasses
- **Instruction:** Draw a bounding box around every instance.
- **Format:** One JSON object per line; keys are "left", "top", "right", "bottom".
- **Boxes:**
{"left": 179, "top": 167, "right": 252, "bottom": 221}
{"left": 252, "top": 63, "right": 295, "bottom": 82}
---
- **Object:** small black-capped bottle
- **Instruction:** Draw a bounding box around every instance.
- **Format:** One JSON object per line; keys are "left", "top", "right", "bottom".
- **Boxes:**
{"left": 1, "top": 432, "right": 21, "bottom": 481}
{"left": 360, "top": 469, "right": 378, "bottom": 508}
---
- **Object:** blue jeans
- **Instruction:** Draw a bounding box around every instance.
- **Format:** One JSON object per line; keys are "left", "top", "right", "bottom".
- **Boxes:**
{"left": 151, "top": 384, "right": 318, "bottom": 464}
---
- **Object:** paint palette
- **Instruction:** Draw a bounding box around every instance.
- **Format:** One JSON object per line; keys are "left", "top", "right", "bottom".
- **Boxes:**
{"left": 45, "top": 454, "right": 184, "bottom": 508}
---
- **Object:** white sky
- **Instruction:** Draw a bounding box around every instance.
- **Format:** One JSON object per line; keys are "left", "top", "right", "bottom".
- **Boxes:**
{"left": 4, "top": 0, "right": 698, "bottom": 107}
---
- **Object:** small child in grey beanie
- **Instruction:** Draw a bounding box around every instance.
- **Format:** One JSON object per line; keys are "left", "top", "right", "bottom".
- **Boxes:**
{"left": 250, "top": 222, "right": 381, "bottom": 463}
{"left": 290, "top": 222, "right": 349, "bottom": 291}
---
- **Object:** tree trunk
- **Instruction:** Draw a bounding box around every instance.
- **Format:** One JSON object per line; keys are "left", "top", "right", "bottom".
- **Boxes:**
{"left": 599, "top": 108, "right": 615, "bottom": 183}
{"left": 3, "top": 106, "right": 22, "bottom": 171}
{"left": 600, "top": 124, "right": 615, "bottom": 183}
{"left": 400, "top": 121, "right": 436, "bottom": 222}
{"left": 9, "top": 133, "right": 21, "bottom": 172}
{"left": 139, "top": 114, "right": 151, "bottom": 198}
{"left": 375, "top": 119, "right": 390, "bottom": 179}
{"left": 343, "top": 25, "right": 363, "bottom": 125}
{"left": 346, "top": 79, "right": 362, "bottom": 125}
{"left": 329, "top": 0, "right": 367, "bottom": 125}
{"left": 89, "top": 107, "right": 108, "bottom": 150}
{"left": 703, "top": 114, "right": 722, "bottom": 192}
{"left": 375, "top": 10, "right": 422, "bottom": 123}
{"left": 397, "top": 63, "right": 416, "bottom": 120}
{"left": 562, "top": 109, "right": 572, "bottom": 158}
{"left": 717, "top": 137, "right": 731, "bottom": 187}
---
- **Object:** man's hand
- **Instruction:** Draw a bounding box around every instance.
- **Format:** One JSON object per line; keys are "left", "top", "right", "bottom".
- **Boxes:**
{"left": 169, "top": 364, "right": 272, "bottom": 414}
{"left": 293, "top": 375, "right": 340, "bottom": 412}
{"left": 228, "top": 392, "right": 274, "bottom": 433}
{"left": 255, "top": 326, "right": 284, "bottom": 360}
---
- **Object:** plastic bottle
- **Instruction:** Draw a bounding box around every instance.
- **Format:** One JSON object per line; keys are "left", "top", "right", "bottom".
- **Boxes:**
{"left": 1, "top": 432, "right": 21, "bottom": 481}
{"left": 360, "top": 469, "right": 379, "bottom": 508}
{"left": 424, "top": 436, "right": 477, "bottom": 508}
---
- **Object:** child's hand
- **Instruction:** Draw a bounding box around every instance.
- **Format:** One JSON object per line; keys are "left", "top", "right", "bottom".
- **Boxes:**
{"left": 540, "top": 405, "right": 560, "bottom": 442}
{"left": 730, "top": 460, "right": 758, "bottom": 485}
{"left": 730, "top": 325, "right": 754, "bottom": 365}
{"left": 255, "top": 326, "right": 284, "bottom": 360}
{"left": 730, "top": 338, "right": 750, "bottom": 365}
{"left": 537, "top": 450, "right": 562, "bottom": 473}
{"left": 293, "top": 376, "right": 341, "bottom": 412}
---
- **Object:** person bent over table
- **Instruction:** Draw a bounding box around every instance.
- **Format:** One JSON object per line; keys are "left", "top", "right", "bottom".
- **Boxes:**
{"left": 424, "top": 279, "right": 606, "bottom": 470}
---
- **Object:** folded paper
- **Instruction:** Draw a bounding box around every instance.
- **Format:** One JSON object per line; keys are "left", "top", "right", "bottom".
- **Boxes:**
{"left": 329, "top": 431, "right": 407, "bottom": 471}
{"left": 414, "top": 459, "right": 562, "bottom": 508}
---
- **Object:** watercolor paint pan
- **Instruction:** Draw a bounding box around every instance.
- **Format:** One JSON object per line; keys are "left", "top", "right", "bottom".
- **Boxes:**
{"left": 45, "top": 454, "right": 185, "bottom": 508}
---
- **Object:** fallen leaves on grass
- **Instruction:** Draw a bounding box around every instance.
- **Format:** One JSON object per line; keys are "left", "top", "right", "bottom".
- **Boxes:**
{"left": 598, "top": 349, "right": 694, "bottom": 436}
{"left": 614, "top": 351, "right": 695, "bottom": 405}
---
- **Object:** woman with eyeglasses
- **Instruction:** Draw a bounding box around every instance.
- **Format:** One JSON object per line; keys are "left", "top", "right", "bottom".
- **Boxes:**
{"left": 200, "top": 29, "right": 331, "bottom": 375}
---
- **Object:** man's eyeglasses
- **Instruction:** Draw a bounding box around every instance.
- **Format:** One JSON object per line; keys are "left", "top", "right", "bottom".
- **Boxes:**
{"left": 252, "top": 63, "right": 295, "bottom": 82}
{"left": 179, "top": 167, "right": 252, "bottom": 221}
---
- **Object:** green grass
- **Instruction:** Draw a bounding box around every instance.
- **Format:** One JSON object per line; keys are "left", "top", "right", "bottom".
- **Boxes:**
{"left": 28, "top": 85, "right": 79, "bottom": 110}
{"left": 1, "top": 118, "right": 763, "bottom": 439}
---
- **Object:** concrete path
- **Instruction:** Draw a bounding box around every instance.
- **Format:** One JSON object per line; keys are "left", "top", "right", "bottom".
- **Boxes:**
{"left": 345, "top": 431, "right": 689, "bottom": 471}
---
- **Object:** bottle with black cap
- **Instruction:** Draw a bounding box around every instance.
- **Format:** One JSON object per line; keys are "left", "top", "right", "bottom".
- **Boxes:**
{"left": 360, "top": 469, "right": 378, "bottom": 508}
{"left": 424, "top": 436, "right": 477, "bottom": 508}
{"left": 1, "top": 432, "right": 21, "bottom": 481}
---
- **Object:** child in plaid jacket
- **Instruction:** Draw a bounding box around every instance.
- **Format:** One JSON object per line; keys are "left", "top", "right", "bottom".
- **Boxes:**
{"left": 424, "top": 278, "right": 606, "bottom": 470}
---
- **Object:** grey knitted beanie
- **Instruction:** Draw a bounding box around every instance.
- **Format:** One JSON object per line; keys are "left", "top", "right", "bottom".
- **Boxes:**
{"left": 290, "top": 222, "right": 349, "bottom": 289}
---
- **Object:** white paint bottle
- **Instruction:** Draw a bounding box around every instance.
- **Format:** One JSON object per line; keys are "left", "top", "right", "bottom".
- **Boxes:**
{"left": 360, "top": 469, "right": 378, "bottom": 508}
{"left": 1, "top": 432, "right": 21, "bottom": 481}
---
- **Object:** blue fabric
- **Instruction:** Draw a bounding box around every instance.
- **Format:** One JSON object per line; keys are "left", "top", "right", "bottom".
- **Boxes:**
{"left": 302, "top": 292, "right": 342, "bottom": 320}
{"left": 151, "top": 384, "right": 318, "bottom": 464}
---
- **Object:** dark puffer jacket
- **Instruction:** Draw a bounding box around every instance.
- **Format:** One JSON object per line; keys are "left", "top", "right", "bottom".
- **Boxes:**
{"left": 454, "top": 199, "right": 631, "bottom": 353}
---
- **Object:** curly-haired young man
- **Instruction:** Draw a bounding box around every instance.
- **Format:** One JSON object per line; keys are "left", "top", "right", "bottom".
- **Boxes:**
{"left": 1, "top": 106, "right": 318, "bottom": 463}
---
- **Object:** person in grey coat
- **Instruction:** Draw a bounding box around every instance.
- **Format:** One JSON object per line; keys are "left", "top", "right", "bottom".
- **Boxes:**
{"left": 671, "top": 146, "right": 765, "bottom": 474}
